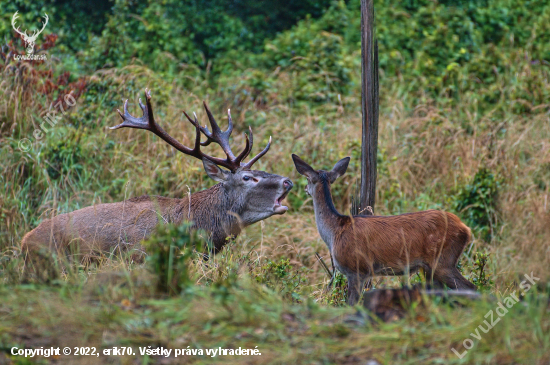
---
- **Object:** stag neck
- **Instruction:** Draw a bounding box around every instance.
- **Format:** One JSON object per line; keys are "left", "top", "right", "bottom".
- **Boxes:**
{"left": 175, "top": 184, "right": 225, "bottom": 216}
{"left": 173, "top": 183, "right": 244, "bottom": 238}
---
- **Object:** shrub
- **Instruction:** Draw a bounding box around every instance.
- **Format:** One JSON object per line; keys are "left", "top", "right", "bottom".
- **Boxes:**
{"left": 454, "top": 168, "right": 501, "bottom": 241}
{"left": 471, "top": 251, "right": 493, "bottom": 290}
{"left": 255, "top": 258, "right": 308, "bottom": 301}
{"left": 325, "top": 272, "right": 347, "bottom": 307}
{"left": 143, "top": 223, "right": 205, "bottom": 295}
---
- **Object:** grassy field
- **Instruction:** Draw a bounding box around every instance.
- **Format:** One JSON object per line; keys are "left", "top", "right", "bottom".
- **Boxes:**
{"left": 1, "top": 1, "right": 550, "bottom": 364}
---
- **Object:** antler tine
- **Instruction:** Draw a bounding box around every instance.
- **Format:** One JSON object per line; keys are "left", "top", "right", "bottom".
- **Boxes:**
{"left": 182, "top": 110, "right": 209, "bottom": 153}
{"left": 201, "top": 102, "right": 236, "bottom": 160}
{"left": 235, "top": 130, "right": 251, "bottom": 164}
{"left": 182, "top": 110, "right": 214, "bottom": 147}
{"left": 182, "top": 110, "right": 200, "bottom": 131}
{"left": 234, "top": 126, "right": 253, "bottom": 164}
{"left": 191, "top": 111, "right": 202, "bottom": 153}
{"left": 241, "top": 136, "right": 272, "bottom": 170}
{"left": 226, "top": 108, "right": 234, "bottom": 136}
{"left": 202, "top": 102, "right": 222, "bottom": 135}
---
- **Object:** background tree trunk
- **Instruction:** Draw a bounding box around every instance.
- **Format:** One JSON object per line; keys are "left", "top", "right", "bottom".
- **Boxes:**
{"left": 357, "top": 0, "right": 379, "bottom": 216}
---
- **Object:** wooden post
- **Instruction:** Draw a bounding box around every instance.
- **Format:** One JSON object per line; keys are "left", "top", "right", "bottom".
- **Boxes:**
{"left": 358, "top": 0, "right": 379, "bottom": 215}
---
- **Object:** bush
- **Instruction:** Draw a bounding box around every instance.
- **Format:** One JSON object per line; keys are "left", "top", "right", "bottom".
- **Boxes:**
{"left": 454, "top": 168, "right": 501, "bottom": 241}
{"left": 471, "top": 251, "right": 493, "bottom": 290}
{"left": 143, "top": 223, "right": 205, "bottom": 295}
{"left": 255, "top": 258, "right": 308, "bottom": 301}
{"left": 325, "top": 272, "right": 347, "bottom": 307}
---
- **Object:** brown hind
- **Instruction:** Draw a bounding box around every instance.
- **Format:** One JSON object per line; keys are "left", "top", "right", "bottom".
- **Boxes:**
{"left": 292, "top": 154, "right": 476, "bottom": 305}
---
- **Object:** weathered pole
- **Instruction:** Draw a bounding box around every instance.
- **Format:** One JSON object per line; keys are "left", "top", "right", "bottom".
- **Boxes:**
{"left": 358, "top": 0, "right": 379, "bottom": 215}
{"left": 338, "top": 0, "right": 380, "bottom": 288}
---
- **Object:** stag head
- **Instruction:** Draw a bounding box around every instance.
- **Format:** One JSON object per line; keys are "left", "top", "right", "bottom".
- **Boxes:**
{"left": 112, "top": 89, "right": 294, "bottom": 227}
{"left": 11, "top": 11, "right": 49, "bottom": 55}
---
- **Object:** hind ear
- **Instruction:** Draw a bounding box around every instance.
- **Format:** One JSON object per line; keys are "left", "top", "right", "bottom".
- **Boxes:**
{"left": 327, "top": 157, "right": 350, "bottom": 183}
{"left": 292, "top": 154, "right": 317, "bottom": 179}
{"left": 202, "top": 157, "right": 229, "bottom": 182}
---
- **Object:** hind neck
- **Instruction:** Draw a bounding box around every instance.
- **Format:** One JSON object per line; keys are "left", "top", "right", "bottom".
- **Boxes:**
{"left": 311, "top": 176, "right": 348, "bottom": 252}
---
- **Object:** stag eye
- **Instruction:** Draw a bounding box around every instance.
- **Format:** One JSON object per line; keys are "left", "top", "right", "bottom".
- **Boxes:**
{"left": 243, "top": 176, "right": 251, "bottom": 181}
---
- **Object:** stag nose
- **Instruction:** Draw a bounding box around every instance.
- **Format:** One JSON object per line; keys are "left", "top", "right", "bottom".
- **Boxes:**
{"left": 283, "top": 179, "right": 293, "bottom": 190}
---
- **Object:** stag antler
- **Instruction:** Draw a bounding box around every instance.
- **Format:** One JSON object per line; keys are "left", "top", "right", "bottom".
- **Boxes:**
{"left": 111, "top": 89, "right": 271, "bottom": 172}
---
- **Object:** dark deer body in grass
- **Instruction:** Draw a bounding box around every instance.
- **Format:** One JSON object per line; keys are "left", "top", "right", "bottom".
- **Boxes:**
{"left": 292, "top": 154, "right": 476, "bottom": 305}
{"left": 21, "top": 89, "right": 293, "bottom": 260}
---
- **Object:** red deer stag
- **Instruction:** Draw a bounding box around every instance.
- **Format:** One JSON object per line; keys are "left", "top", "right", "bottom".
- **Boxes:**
{"left": 21, "top": 89, "right": 293, "bottom": 260}
{"left": 291, "top": 154, "right": 476, "bottom": 305}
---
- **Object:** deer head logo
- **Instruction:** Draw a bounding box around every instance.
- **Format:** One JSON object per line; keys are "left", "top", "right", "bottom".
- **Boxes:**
{"left": 11, "top": 11, "right": 49, "bottom": 55}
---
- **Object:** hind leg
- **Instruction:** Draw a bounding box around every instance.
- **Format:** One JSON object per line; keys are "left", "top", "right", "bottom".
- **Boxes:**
{"left": 450, "top": 267, "right": 477, "bottom": 290}
{"left": 422, "top": 267, "right": 444, "bottom": 289}
{"left": 434, "top": 267, "right": 476, "bottom": 290}
{"left": 346, "top": 273, "right": 369, "bottom": 306}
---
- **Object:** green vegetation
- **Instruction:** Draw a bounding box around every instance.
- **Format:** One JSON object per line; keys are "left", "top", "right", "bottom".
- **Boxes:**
{"left": 1, "top": 0, "right": 550, "bottom": 363}
{"left": 144, "top": 223, "right": 204, "bottom": 295}
{"left": 455, "top": 167, "right": 501, "bottom": 241}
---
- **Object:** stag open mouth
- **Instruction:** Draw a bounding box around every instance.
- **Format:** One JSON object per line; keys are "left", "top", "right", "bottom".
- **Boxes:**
{"left": 273, "top": 190, "right": 289, "bottom": 214}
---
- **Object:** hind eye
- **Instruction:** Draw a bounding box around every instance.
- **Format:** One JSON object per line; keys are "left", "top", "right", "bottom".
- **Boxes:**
{"left": 243, "top": 176, "right": 251, "bottom": 181}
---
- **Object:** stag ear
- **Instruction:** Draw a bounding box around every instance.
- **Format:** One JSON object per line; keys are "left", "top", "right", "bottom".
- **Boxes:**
{"left": 202, "top": 158, "right": 229, "bottom": 182}
{"left": 327, "top": 157, "right": 350, "bottom": 183}
{"left": 292, "top": 154, "right": 317, "bottom": 180}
